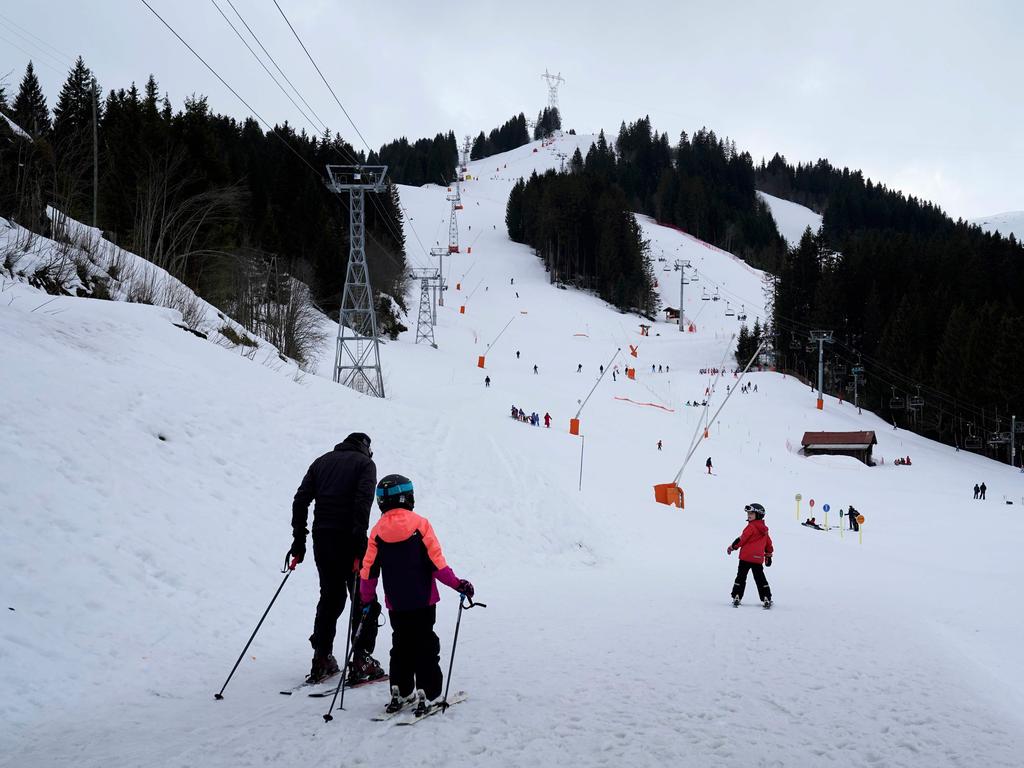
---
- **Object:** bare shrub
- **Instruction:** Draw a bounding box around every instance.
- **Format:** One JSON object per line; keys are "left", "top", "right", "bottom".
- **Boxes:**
{"left": 162, "top": 280, "right": 207, "bottom": 329}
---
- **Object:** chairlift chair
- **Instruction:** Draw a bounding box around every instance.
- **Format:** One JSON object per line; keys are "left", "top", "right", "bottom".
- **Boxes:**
{"left": 724, "top": 301, "right": 735, "bottom": 317}
{"left": 712, "top": 287, "right": 720, "bottom": 302}
{"left": 889, "top": 388, "right": 905, "bottom": 409}
{"left": 701, "top": 288, "right": 710, "bottom": 301}
{"left": 737, "top": 304, "right": 747, "bottom": 321}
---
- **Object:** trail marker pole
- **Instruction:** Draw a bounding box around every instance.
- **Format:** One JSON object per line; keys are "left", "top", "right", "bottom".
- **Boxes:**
{"left": 823, "top": 503, "right": 830, "bottom": 530}
{"left": 578, "top": 435, "right": 585, "bottom": 491}
{"left": 795, "top": 493, "right": 802, "bottom": 521}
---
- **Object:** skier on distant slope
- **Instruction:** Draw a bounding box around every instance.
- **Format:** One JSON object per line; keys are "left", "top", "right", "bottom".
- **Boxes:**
{"left": 290, "top": 433, "right": 385, "bottom": 684}
{"left": 726, "top": 503, "right": 773, "bottom": 608}
{"left": 360, "top": 475, "right": 475, "bottom": 717}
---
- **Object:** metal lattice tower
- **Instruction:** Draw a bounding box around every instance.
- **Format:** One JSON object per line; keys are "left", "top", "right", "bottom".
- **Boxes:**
{"left": 675, "top": 259, "right": 691, "bottom": 331}
{"left": 541, "top": 69, "right": 565, "bottom": 113}
{"left": 460, "top": 135, "right": 471, "bottom": 175}
{"left": 414, "top": 277, "right": 437, "bottom": 347}
{"left": 325, "top": 165, "right": 388, "bottom": 398}
{"left": 446, "top": 187, "right": 460, "bottom": 254}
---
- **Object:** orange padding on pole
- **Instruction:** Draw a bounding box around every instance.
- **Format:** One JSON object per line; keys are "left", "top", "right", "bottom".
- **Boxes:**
{"left": 467, "top": 246, "right": 472, "bottom": 254}
{"left": 569, "top": 418, "right": 580, "bottom": 435}
{"left": 613, "top": 397, "right": 675, "bottom": 413}
{"left": 653, "top": 483, "right": 685, "bottom": 508}
{"left": 627, "top": 368, "right": 636, "bottom": 380}
{"left": 456, "top": 282, "right": 461, "bottom": 290}
{"left": 460, "top": 306, "right": 466, "bottom": 314}
{"left": 477, "top": 355, "right": 485, "bottom": 368}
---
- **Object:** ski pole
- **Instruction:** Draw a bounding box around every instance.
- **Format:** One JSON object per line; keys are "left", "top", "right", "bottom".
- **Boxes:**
{"left": 215, "top": 552, "right": 297, "bottom": 700}
{"left": 323, "top": 578, "right": 364, "bottom": 722}
{"left": 440, "top": 594, "right": 487, "bottom": 712}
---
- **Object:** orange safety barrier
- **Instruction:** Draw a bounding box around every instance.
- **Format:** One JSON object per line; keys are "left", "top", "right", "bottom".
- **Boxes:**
{"left": 456, "top": 282, "right": 461, "bottom": 290}
{"left": 653, "top": 483, "right": 685, "bottom": 508}
{"left": 569, "top": 418, "right": 580, "bottom": 435}
{"left": 629, "top": 345, "right": 638, "bottom": 358}
{"left": 627, "top": 368, "right": 636, "bottom": 380}
{"left": 467, "top": 246, "right": 472, "bottom": 254}
{"left": 477, "top": 355, "right": 486, "bottom": 369}
{"left": 460, "top": 306, "right": 466, "bottom": 314}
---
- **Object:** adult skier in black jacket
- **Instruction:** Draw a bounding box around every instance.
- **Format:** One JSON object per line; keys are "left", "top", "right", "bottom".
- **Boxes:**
{"left": 291, "top": 432, "right": 384, "bottom": 684}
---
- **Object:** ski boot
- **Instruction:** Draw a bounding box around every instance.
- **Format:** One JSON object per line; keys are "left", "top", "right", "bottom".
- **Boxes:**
{"left": 385, "top": 685, "right": 409, "bottom": 714}
{"left": 762, "top": 598, "right": 773, "bottom": 610}
{"left": 732, "top": 596, "right": 741, "bottom": 607}
{"left": 412, "top": 689, "right": 428, "bottom": 717}
{"left": 306, "top": 652, "right": 339, "bottom": 684}
{"left": 347, "top": 652, "right": 386, "bottom": 685}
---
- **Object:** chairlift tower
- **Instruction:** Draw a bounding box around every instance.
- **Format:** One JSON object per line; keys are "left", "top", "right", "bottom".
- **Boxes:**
{"left": 430, "top": 245, "right": 447, "bottom": 309}
{"left": 460, "top": 136, "right": 471, "bottom": 176}
{"left": 446, "top": 187, "right": 460, "bottom": 254}
{"left": 411, "top": 267, "right": 440, "bottom": 348}
{"left": 325, "top": 165, "right": 388, "bottom": 398}
{"left": 675, "top": 259, "right": 691, "bottom": 332}
{"left": 809, "top": 330, "right": 833, "bottom": 410}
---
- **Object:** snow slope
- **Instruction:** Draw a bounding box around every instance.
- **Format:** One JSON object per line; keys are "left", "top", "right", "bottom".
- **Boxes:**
{"left": 970, "top": 211, "right": 1024, "bottom": 241}
{"left": 758, "top": 191, "right": 823, "bottom": 247}
{"left": 3, "top": 133, "right": 1024, "bottom": 768}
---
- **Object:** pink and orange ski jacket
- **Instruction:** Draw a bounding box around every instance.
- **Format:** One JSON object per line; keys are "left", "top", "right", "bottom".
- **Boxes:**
{"left": 359, "top": 506, "right": 462, "bottom": 611}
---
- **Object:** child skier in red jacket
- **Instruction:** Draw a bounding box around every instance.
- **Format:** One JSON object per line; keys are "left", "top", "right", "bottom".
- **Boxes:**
{"left": 359, "top": 474, "right": 474, "bottom": 716}
{"left": 726, "top": 502, "right": 774, "bottom": 608}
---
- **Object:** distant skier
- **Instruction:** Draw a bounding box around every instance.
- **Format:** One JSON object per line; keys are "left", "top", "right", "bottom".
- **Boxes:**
{"left": 726, "top": 503, "right": 773, "bottom": 608}
{"left": 533, "top": 365, "right": 539, "bottom": 375}
{"left": 484, "top": 376, "right": 490, "bottom": 388}
{"left": 600, "top": 365, "right": 604, "bottom": 375}
{"left": 706, "top": 457, "right": 713, "bottom": 475}
{"left": 516, "top": 350, "right": 521, "bottom": 359}
{"left": 360, "top": 475, "right": 474, "bottom": 717}
{"left": 290, "top": 433, "right": 384, "bottom": 684}
{"left": 510, "top": 277, "right": 514, "bottom": 285}
{"left": 973, "top": 483, "right": 980, "bottom": 499}
{"left": 657, "top": 440, "right": 662, "bottom": 451}
{"left": 577, "top": 363, "right": 583, "bottom": 373}
{"left": 847, "top": 505, "right": 859, "bottom": 531}
{"left": 980, "top": 482, "right": 987, "bottom": 500}
{"left": 612, "top": 371, "right": 617, "bottom": 382}
{"left": 544, "top": 412, "right": 551, "bottom": 428}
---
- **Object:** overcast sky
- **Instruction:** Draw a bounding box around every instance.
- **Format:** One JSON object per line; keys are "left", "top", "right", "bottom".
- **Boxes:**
{"left": 2, "top": 1, "right": 1021, "bottom": 219}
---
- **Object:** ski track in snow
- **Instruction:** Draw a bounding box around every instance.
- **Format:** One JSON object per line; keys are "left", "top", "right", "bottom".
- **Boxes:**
{"left": 2, "top": 134, "right": 1023, "bottom": 767}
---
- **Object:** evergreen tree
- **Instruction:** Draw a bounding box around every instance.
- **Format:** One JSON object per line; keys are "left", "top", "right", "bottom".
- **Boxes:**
{"left": 53, "top": 57, "right": 99, "bottom": 150}
{"left": 12, "top": 61, "right": 51, "bottom": 136}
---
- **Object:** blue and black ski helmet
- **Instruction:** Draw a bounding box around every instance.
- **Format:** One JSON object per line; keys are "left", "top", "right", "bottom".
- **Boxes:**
{"left": 376, "top": 474, "right": 414, "bottom": 511}
{"left": 745, "top": 502, "right": 766, "bottom": 520}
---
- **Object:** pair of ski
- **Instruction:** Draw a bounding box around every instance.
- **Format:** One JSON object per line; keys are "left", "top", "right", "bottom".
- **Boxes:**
{"left": 732, "top": 598, "right": 772, "bottom": 609}
{"left": 279, "top": 673, "right": 389, "bottom": 697}
{"left": 371, "top": 691, "right": 468, "bottom": 726}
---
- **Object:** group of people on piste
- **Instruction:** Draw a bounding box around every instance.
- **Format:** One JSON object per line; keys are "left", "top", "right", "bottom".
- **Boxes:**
{"left": 289, "top": 432, "right": 474, "bottom": 717}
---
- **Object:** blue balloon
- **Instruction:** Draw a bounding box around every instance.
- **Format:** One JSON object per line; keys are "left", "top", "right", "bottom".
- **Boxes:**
{"left": 823, "top": 503, "right": 830, "bottom": 512}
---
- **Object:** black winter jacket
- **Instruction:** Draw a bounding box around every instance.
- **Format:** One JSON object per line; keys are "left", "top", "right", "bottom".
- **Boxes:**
{"left": 291, "top": 438, "right": 377, "bottom": 554}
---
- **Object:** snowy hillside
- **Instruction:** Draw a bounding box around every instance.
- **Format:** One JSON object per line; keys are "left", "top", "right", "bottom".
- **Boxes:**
{"left": 970, "top": 210, "right": 1024, "bottom": 241}
{"left": 757, "top": 191, "right": 823, "bottom": 247}
{"left": 3, "top": 133, "right": 1024, "bottom": 768}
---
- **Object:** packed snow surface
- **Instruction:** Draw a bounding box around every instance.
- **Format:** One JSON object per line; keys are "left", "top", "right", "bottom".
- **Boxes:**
{"left": 757, "top": 191, "right": 823, "bottom": 247}
{"left": 970, "top": 210, "right": 1024, "bottom": 241}
{"left": 3, "top": 134, "right": 1023, "bottom": 767}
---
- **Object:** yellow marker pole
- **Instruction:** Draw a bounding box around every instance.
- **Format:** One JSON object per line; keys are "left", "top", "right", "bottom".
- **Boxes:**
{"left": 859, "top": 526, "right": 863, "bottom": 545}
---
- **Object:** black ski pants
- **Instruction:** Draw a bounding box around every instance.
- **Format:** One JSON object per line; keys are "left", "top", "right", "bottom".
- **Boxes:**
{"left": 732, "top": 560, "right": 771, "bottom": 601}
{"left": 310, "top": 529, "right": 379, "bottom": 658}
{"left": 389, "top": 605, "right": 442, "bottom": 700}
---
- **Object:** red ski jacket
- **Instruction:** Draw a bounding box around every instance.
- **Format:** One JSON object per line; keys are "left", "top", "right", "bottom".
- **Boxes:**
{"left": 733, "top": 520, "right": 773, "bottom": 564}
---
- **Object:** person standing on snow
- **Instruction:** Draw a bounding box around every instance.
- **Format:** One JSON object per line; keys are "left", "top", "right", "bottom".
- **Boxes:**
{"left": 543, "top": 412, "right": 551, "bottom": 428}
{"left": 577, "top": 363, "right": 583, "bottom": 373}
{"left": 979, "top": 482, "right": 987, "bottom": 500}
{"left": 726, "top": 503, "right": 773, "bottom": 607}
{"left": 484, "top": 376, "right": 490, "bottom": 388}
{"left": 706, "top": 457, "right": 713, "bottom": 475}
{"left": 290, "top": 432, "right": 385, "bottom": 684}
{"left": 973, "top": 483, "right": 980, "bottom": 499}
{"left": 657, "top": 440, "right": 663, "bottom": 450}
{"left": 533, "top": 365, "right": 539, "bottom": 375}
{"left": 360, "top": 475, "right": 475, "bottom": 717}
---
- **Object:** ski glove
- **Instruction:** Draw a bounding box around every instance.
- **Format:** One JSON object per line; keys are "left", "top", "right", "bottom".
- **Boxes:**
{"left": 765, "top": 555, "right": 772, "bottom": 567}
{"left": 457, "top": 579, "right": 475, "bottom": 598}
{"left": 726, "top": 546, "right": 733, "bottom": 555}
{"left": 289, "top": 538, "right": 306, "bottom": 564}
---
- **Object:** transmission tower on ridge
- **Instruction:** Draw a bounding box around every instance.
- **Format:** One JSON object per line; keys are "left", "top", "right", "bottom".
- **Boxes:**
{"left": 541, "top": 68, "right": 565, "bottom": 113}
{"left": 325, "top": 165, "right": 388, "bottom": 398}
